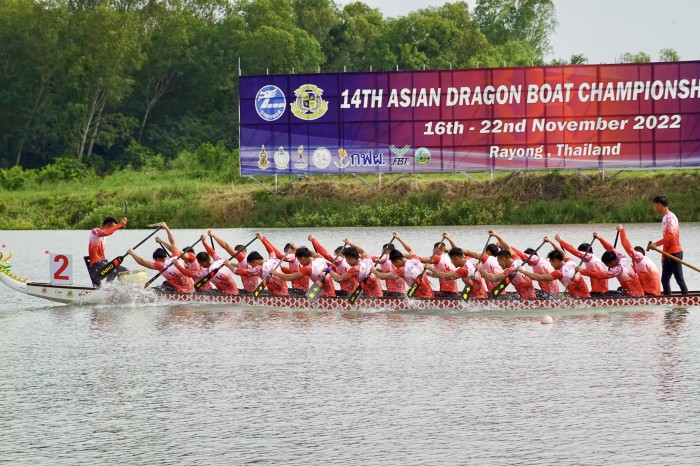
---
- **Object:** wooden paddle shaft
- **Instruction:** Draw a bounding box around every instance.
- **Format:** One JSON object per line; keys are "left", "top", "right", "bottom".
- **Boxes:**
{"left": 647, "top": 243, "right": 700, "bottom": 274}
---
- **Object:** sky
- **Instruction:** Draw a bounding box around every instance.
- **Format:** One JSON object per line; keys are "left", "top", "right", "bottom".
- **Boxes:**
{"left": 345, "top": 0, "right": 700, "bottom": 64}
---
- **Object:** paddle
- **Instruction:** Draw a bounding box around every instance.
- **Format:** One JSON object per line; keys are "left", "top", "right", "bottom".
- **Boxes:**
{"left": 407, "top": 239, "right": 445, "bottom": 298}
{"left": 561, "top": 236, "right": 597, "bottom": 300}
{"left": 460, "top": 235, "right": 492, "bottom": 301}
{"left": 144, "top": 237, "right": 203, "bottom": 288}
{"left": 490, "top": 240, "right": 546, "bottom": 298}
{"left": 647, "top": 242, "right": 700, "bottom": 274}
{"left": 348, "top": 237, "right": 395, "bottom": 305}
{"left": 306, "top": 246, "right": 346, "bottom": 301}
{"left": 97, "top": 226, "right": 161, "bottom": 279}
{"left": 613, "top": 230, "right": 620, "bottom": 249}
{"left": 195, "top": 236, "right": 258, "bottom": 291}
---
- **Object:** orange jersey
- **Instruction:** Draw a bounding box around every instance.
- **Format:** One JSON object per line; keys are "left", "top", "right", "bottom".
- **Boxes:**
{"left": 88, "top": 222, "right": 125, "bottom": 265}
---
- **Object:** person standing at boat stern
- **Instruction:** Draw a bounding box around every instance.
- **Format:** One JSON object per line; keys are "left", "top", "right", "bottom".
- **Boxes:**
{"left": 88, "top": 215, "right": 128, "bottom": 283}
{"left": 651, "top": 195, "right": 688, "bottom": 295}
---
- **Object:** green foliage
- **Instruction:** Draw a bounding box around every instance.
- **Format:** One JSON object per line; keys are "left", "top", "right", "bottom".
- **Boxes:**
{"left": 618, "top": 51, "right": 651, "bottom": 63}
{"left": 0, "top": 166, "right": 34, "bottom": 190}
{"left": 659, "top": 48, "right": 680, "bottom": 62}
{"left": 36, "top": 157, "right": 92, "bottom": 184}
{"left": 170, "top": 142, "right": 241, "bottom": 181}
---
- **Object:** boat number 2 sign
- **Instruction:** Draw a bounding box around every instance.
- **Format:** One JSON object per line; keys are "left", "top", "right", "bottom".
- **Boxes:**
{"left": 50, "top": 253, "right": 73, "bottom": 285}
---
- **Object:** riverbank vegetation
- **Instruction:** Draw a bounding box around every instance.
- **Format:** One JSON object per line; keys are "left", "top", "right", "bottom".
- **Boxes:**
{"left": 1, "top": 154, "right": 698, "bottom": 229}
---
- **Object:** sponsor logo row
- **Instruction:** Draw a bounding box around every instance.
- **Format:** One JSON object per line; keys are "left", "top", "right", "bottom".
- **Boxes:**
{"left": 255, "top": 145, "right": 432, "bottom": 170}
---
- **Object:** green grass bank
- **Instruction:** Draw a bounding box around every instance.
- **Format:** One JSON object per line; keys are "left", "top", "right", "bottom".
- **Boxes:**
{"left": 1, "top": 168, "right": 699, "bottom": 229}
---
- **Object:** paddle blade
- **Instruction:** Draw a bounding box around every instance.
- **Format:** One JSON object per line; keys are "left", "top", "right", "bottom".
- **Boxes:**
{"left": 97, "top": 256, "right": 124, "bottom": 278}
{"left": 407, "top": 272, "right": 425, "bottom": 298}
{"left": 253, "top": 279, "right": 268, "bottom": 298}
{"left": 143, "top": 274, "right": 159, "bottom": 288}
{"left": 460, "top": 279, "right": 474, "bottom": 301}
{"left": 490, "top": 274, "right": 513, "bottom": 298}
{"left": 194, "top": 274, "right": 212, "bottom": 290}
{"left": 348, "top": 283, "right": 364, "bottom": 305}
{"left": 305, "top": 280, "right": 323, "bottom": 301}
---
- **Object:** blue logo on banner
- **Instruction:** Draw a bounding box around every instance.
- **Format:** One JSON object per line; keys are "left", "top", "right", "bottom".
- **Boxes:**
{"left": 255, "top": 85, "right": 286, "bottom": 121}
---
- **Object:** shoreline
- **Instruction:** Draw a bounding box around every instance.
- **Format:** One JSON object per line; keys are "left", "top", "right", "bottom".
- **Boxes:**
{"left": 1, "top": 169, "right": 699, "bottom": 229}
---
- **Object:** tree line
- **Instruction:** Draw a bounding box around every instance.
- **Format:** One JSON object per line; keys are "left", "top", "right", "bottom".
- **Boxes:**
{"left": 0, "top": 0, "right": 679, "bottom": 173}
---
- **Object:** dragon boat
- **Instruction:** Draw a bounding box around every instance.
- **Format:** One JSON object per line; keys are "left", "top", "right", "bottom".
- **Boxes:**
{"left": 1, "top": 251, "right": 698, "bottom": 311}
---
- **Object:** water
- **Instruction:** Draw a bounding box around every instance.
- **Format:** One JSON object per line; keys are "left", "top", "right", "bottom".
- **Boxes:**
{"left": 1, "top": 225, "right": 700, "bottom": 465}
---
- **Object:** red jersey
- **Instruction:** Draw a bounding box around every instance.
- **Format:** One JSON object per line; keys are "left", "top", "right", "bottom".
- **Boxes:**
{"left": 580, "top": 252, "right": 644, "bottom": 297}
{"left": 455, "top": 262, "right": 488, "bottom": 299}
{"left": 395, "top": 256, "right": 433, "bottom": 298}
{"left": 380, "top": 256, "right": 405, "bottom": 293}
{"left": 432, "top": 253, "right": 458, "bottom": 293}
{"left": 235, "top": 251, "right": 259, "bottom": 292}
{"left": 551, "top": 260, "right": 590, "bottom": 298}
{"left": 656, "top": 211, "right": 682, "bottom": 254}
{"left": 299, "top": 257, "right": 336, "bottom": 297}
{"left": 88, "top": 222, "right": 125, "bottom": 265}
{"left": 347, "top": 258, "right": 383, "bottom": 297}
{"left": 559, "top": 238, "right": 608, "bottom": 294}
{"left": 479, "top": 254, "right": 504, "bottom": 293}
{"left": 175, "top": 259, "right": 238, "bottom": 294}
{"left": 513, "top": 247, "right": 559, "bottom": 294}
{"left": 155, "top": 258, "right": 194, "bottom": 293}
{"left": 236, "top": 259, "right": 288, "bottom": 296}
{"left": 502, "top": 260, "right": 536, "bottom": 298}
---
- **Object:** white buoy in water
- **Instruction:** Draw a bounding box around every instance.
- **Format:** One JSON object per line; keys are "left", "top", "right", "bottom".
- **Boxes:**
{"left": 541, "top": 315, "right": 553, "bottom": 325}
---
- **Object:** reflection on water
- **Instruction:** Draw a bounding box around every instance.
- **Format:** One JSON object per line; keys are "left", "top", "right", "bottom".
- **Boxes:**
{"left": 2, "top": 305, "right": 700, "bottom": 464}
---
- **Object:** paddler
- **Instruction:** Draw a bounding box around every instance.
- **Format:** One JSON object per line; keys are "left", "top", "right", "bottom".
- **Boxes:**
{"left": 371, "top": 232, "right": 434, "bottom": 299}
{"left": 88, "top": 215, "right": 128, "bottom": 283}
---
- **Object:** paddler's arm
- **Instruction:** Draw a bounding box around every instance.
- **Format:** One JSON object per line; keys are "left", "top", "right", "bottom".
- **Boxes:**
{"left": 489, "top": 230, "right": 514, "bottom": 255}
{"left": 155, "top": 235, "right": 173, "bottom": 253}
{"left": 160, "top": 222, "right": 178, "bottom": 252}
{"left": 174, "top": 259, "right": 197, "bottom": 278}
{"left": 475, "top": 263, "right": 505, "bottom": 282}
{"left": 128, "top": 248, "right": 156, "bottom": 270}
{"left": 272, "top": 269, "right": 304, "bottom": 281}
{"left": 392, "top": 231, "right": 416, "bottom": 256}
{"left": 442, "top": 232, "right": 458, "bottom": 250}
{"left": 549, "top": 236, "right": 569, "bottom": 259}
{"left": 343, "top": 238, "right": 366, "bottom": 255}
{"left": 618, "top": 225, "right": 636, "bottom": 258}
{"left": 329, "top": 269, "right": 352, "bottom": 283}
{"left": 517, "top": 266, "right": 554, "bottom": 282}
{"left": 553, "top": 234, "right": 580, "bottom": 259}
{"left": 371, "top": 267, "right": 398, "bottom": 280}
{"left": 209, "top": 230, "right": 237, "bottom": 257}
{"left": 593, "top": 232, "right": 614, "bottom": 252}
{"left": 423, "top": 264, "right": 459, "bottom": 280}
